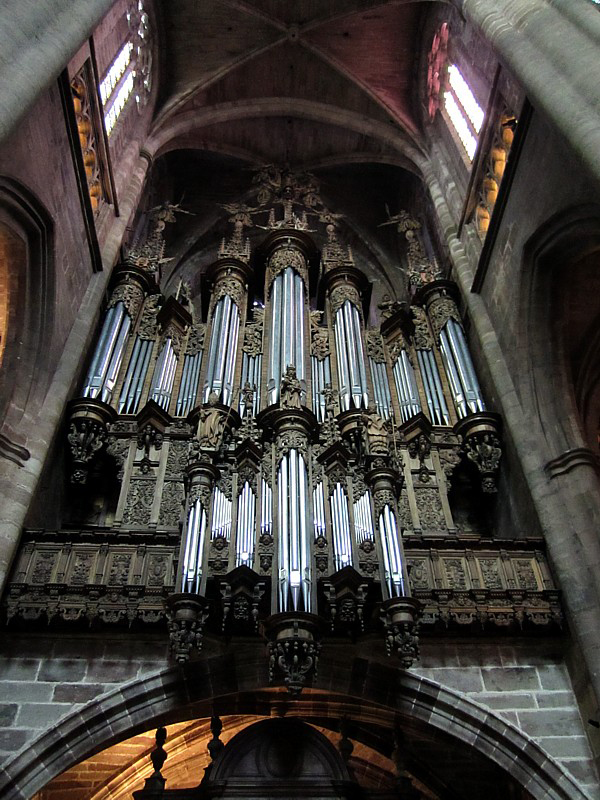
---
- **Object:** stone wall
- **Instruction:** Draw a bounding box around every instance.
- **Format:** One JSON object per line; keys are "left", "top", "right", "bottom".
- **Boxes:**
{"left": 0, "top": 632, "right": 596, "bottom": 798}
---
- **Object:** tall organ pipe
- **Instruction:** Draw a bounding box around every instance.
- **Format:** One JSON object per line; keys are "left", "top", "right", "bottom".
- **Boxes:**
{"left": 236, "top": 481, "right": 256, "bottom": 567}
{"left": 369, "top": 357, "right": 392, "bottom": 419}
{"left": 118, "top": 337, "right": 154, "bottom": 414}
{"left": 181, "top": 499, "right": 207, "bottom": 594}
{"left": 417, "top": 349, "right": 450, "bottom": 425}
{"left": 330, "top": 483, "right": 353, "bottom": 570}
{"left": 204, "top": 294, "right": 240, "bottom": 405}
{"left": 149, "top": 338, "right": 178, "bottom": 411}
{"left": 277, "top": 449, "right": 311, "bottom": 612}
{"left": 176, "top": 351, "right": 203, "bottom": 416}
{"left": 335, "top": 301, "right": 368, "bottom": 411}
{"left": 379, "top": 504, "right": 406, "bottom": 598}
{"left": 311, "top": 355, "right": 331, "bottom": 422}
{"left": 392, "top": 350, "right": 422, "bottom": 422}
{"left": 83, "top": 301, "right": 132, "bottom": 403}
{"left": 439, "top": 318, "right": 485, "bottom": 417}
{"left": 268, "top": 267, "right": 305, "bottom": 405}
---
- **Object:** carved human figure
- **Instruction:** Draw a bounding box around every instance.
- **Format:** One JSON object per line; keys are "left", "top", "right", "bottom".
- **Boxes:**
{"left": 280, "top": 365, "right": 302, "bottom": 409}
{"left": 241, "top": 382, "right": 255, "bottom": 415}
{"left": 322, "top": 383, "right": 336, "bottom": 420}
{"left": 198, "top": 391, "right": 224, "bottom": 449}
{"left": 366, "top": 409, "right": 388, "bottom": 453}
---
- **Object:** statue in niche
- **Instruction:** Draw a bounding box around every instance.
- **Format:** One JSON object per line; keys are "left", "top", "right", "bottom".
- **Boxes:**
{"left": 366, "top": 409, "right": 389, "bottom": 454}
{"left": 240, "top": 382, "right": 255, "bottom": 415}
{"left": 280, "top": 365, "right": 302, "bottom": 409}
{"left": 197, "top": 391, "right": 225, "bottom": 449}
{"left": 323, "top": 383, "right": 336, "bottom": 420}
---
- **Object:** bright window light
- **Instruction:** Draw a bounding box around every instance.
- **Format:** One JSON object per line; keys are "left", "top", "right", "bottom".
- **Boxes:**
{"left": 104, "top": 70, "right": 134, "bottom": 135}
{"left": 99, "top": 42, "right": 133, "bottom": 106}
{"left": 444, "top": 91, "right": 477, "bottom": 160}
{"left": 448, "top": 65, "right": 484, "bottom": 133}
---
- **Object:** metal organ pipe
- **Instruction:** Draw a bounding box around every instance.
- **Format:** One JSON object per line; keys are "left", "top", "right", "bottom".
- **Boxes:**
{"left": 330, "top": 483, "right": 352, "bottom": 570}
{"left": 379, "top": 504, "right": 406, "bottom": 598}
{"left": 204, "top": 294, "right": 240, "bottom": 405}
{"left": 236, "top": 481, "right": 256, "bottom": 567}
{"left": 311, "top": 355, "right": 332, "bottom": 422}
{"left": 176, "top": 351, "right": 203, "bottom": 416}
{"left": 118, "top": 336, "right": 154, "bottom": 414}
{"left": 211, "top": 486, "right": 232, "bottom": 541}
{"left": 149, "top": 338, "right": 178, "bottom": 411}
{"left": 240, "top": 352, "right": 262, "bottom": 416}
{"left": 268, "top": 267, "right": 305, "bottom": 405}
{"left": 312, "top": 481, "right": 326, "bottom": 539}
{"left": 369, "top": 358, "right": 392, "bottom": 419}
{"left": 417, "top": 349, "right": 450, "bottom": 425}
{"left": 353, "top": 491, "right": 375, "bottom": 544}
{"left": 181, "top": 499, "right": 207, "bottom": 594}
{"left": 335, "top": 301, "right": 368, "bottom": 411}
{"left": 439, "top": 318, "right": 485, "bottom": 417}
{"left": 392, "top": 350, "right": 422, "bottom": 422}
{"left": 277, "top": 449, "right": 311, "bottom": 613}
{"left": 83, "top": 301, "right": 132, "bottom": 403}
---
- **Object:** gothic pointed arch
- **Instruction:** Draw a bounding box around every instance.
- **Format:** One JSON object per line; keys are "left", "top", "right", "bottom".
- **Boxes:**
{"left": 0, "top": 176, "right": 55, "bottom": 464}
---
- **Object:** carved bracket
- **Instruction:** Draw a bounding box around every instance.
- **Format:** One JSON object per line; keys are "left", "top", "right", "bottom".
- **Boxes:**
{"left": 380, "top": 596, "right": 422, "bottom": 668}
{"left": 264, "top": 612, "right": 323, "bottom": 695}
{"left": 165, "top": 593, "right": 210, "bottom": 664}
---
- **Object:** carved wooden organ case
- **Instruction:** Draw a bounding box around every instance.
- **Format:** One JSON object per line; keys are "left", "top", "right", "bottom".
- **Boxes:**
{"left": 5, "top": 192, "right": 562, "bottom": 680}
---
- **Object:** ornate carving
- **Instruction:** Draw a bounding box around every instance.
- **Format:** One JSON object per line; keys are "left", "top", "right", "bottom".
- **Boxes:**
{"left": 479, "top": 558, "right": 503, "bottom": 589}
{"left": 321, "top": 224, "right": 354, "bottom": 270}
{"left": 219, "top": 203, "right": 255, "bottom": 262}
{"left": 147, "top": 554, "right": 168, "bottom": 587}
{"left": 108, "top": 553, "right": 132, "bottom": 585}
{"left": 439, "top": 446, "right": 461, "bottom": 481}
{"left": 388, "top": 336, "right": 410, "bottom": 363}
{"left": 464, "top": 432, "right": 502, "bottom": 493}
{"left": 197, "top": 392, "right": 226, "bottom": 450}
{"left": 242, "top": 309, "right": 264, "bottom": 356}
{"left": 411, "top": 306, "right": 433, "bottom": 349}
{"left": 276, "top": 429, "right": 308, "bottom": 459}
{"left": 407, "top": 558, "right": 429, "bottom": 590}
{"left": 71, "top": 552, "right": 94, "bottom": 585}
{"left": 137, "top": 294, "right": 162, "bottom": 340}
{"left": 31, "top": 552, "right": 56, "bottom": 584}
{"left": 513, "top": 559, "right": 539, "bottom": 590}
{"left": 366, "top": 410, "right": 389, "bottom": 455}
{"left": 428, "top": 296, "right": 462, "bottom": 341}
{"left": 166, "top": 441, "right": 188, "bottom": 476}
{"left": 106, "top": 436, "right": 129, "bottom": 479}
{"left": 280, "top": 365, "right": 303, "bottom": 409}
{"left": 311, "top": 328, "right": 330, "bottom": 360}
{"left": 67, "top": 418, "right": 107, "bottom": 484}
{"left": 185, "top": 323, "right": 205, "bottom": 356}
{"left": 126, "top": 203, "right": 190, "bottom": 275}
{"left": 365, "top": 330, "right": 386, "bottom": 362}
{"left": 265, "top": 614, "right": 322, "bottom": 695}
{"left": 108, "top": 281, "right": 145, "bottom": 318}
{"left": 380, "top": 596, "right": 421, "bottom": 668}
{"left": 443, "top": 558, "right": 468, "bottom": 589}
{"left": 378, "top": 294, "right": 403, "bottom": 321}
{"left": 415, "top": 488, "right": 444, "bottom": 529}
{"left": 210, "top": 277, "right": 244, "bottom": 312}
{"left": 123, "top": 479, "right": 155, "bottom": 526}
{"left": 268, "top": 247, "right": 308, "bottom": 288}
{"left": 166, "top": 594, "right": 209, "bottom": 664}
{"left": 329, "top": 285, "right": 361, "bottom": 316}
{"left": 159, "top": 481, "right": 184, "bottom": 527}
{"left": 372, "top": 488, "right": 397, "bottom": 520}
{"left": 161, "top": 322, "right": 184, "bottom": 358}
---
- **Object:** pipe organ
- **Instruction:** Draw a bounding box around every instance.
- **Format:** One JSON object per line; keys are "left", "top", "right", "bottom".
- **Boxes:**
{"left": 6, "top": 185, "right": 561, "bottom": 689}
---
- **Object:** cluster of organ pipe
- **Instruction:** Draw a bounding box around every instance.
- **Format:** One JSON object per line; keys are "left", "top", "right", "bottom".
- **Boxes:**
{"left": 82, "top": 244, "right": 485, "bottom": 613}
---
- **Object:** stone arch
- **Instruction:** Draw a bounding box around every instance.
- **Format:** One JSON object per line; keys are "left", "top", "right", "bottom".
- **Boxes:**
{"left": 521, "top": 203, "right": 600, "bottom": 458}
{"left": 0, "top": 654, "right": 589, "bottom": 800}
{"left": 0, "top": 176, "right": 54, "bottom": 462}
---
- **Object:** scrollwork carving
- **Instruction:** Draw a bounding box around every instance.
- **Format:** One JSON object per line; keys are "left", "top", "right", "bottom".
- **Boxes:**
{"left": 268, "top": 247, "right": 308, "bottom": 288}
{"left": 329, "top": 285, "right": 361, "bottom": 316}
{"left": 108, "top": 281, "right": 145, "bottom": 318}
{"left": 186, "top": 323, "right": 205, "bottom": 356}
{"left": 242, "top": 309, "right": 264, "bottom": 356}
{"left": 137, "top": 295, "right": 162, "bottom": 340}
{"left": 365, "top": 330, "right": 386, "bottom": 362}
{"left": 428, "top": 296, "right": 462, "bottom": 341}
{"left": 411, "top": 306, "right": 433, "bottom": 349}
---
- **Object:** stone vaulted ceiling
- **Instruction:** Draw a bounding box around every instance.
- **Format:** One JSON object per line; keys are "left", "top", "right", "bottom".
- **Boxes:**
{"left": 144, "top": 0, "right": 436, "bottom": 302}
{"left": 150, "top": 0, "right": 429, "bottom": 167}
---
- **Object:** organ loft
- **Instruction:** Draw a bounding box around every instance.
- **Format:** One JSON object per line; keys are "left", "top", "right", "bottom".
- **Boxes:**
{"left": 0, "top": 2, "right": 600, "bottom": 799}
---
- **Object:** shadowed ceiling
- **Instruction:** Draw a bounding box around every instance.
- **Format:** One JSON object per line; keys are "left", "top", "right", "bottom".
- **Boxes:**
{"left": 138, "top": 0, "right": 444, "bottom": 303}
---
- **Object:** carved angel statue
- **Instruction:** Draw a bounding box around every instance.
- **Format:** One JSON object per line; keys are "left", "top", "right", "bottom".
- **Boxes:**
{"left": 240, "top": 382, "right": 255, "bottom": 415}
{"left": 322, "top": 383, "right": 337, "bottom": 420}
{"left": 197, "top": 391, "right": 225, "bottom": 449}
{"left": 280, "top": 365, "right": 302, "bottom": 409}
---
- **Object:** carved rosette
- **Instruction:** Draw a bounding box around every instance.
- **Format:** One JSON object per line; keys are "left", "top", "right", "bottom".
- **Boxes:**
{"left": 455, "top": 412, "right": 503, "bottom": 493}
{"left": 380, "top": 596, "right": 422, "bottom": 668}
{"left": 67, "top": 399, "right": 115, "bottom": 484}
{"left": 165, "top": 594, "right": 210, "bottom": 664}
{"left": 264, "top": 612, "right": 323, "bottom": 695}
